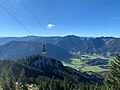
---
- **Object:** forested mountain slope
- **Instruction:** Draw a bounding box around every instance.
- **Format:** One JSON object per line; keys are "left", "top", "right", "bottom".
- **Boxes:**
{"left": 0, "top": 55, "right": 103, "bottom": 85}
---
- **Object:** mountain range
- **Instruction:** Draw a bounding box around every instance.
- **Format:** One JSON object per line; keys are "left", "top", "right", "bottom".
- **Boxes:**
{"left": 0, "top": 35, "right": 120, "bottom": 61}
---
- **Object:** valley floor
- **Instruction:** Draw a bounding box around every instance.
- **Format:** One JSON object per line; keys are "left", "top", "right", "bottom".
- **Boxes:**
{"left": 62, "top": 54, "right": 114, "bottom": 72}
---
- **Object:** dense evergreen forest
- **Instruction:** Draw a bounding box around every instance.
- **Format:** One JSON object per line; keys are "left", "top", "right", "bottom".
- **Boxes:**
{"left": 0, "top": 54, "right": 119, "bottom": 90}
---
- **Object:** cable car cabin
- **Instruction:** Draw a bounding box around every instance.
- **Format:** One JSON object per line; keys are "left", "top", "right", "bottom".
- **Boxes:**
{"left": 42, "top": 50, "right": 47, "bottom": 55}
{"left": 42, "top": 44, "right": 47, "bottom": 55}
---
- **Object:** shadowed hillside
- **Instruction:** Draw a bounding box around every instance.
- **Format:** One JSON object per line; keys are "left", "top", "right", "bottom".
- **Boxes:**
{"left": 0, "top": 41, "right": 71, "bottom": 61}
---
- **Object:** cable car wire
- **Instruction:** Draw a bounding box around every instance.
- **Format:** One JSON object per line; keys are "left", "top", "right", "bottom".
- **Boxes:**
{"left": 6, "top": 0, "right": 34, "bottom": 33}
{"left": 21, "top": 0, "right": 50, "bottom": 36}
{"left": 0, "top": 1, "right": 47, "bottom": 55}
{"left": 21, "top": 0, "right": 48, "bottom": 54}
{"left": 20, "top": 0, "right": 49, "bottom": 52}
{"left": 0, "top": 2, "right": 33, "bottom": 34}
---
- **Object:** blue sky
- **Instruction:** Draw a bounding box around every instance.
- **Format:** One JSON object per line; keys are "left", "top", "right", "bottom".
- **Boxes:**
{"left": 0, "top": 0, "right": 120, "bottom": 37}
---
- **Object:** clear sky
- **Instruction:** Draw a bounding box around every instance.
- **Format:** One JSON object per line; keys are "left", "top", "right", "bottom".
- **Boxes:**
{"left": 0, "top": 0, "right": 120, "bottom": 37}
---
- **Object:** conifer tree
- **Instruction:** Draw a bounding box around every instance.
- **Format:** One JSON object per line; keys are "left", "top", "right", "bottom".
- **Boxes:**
{"left": 18, "top": 69, "right": 28, "bottom": 90}
{"left": 0, "top": 67, "right": 15, "bottom": 90}
{"left": 63, "top": 77, "right": 69, "bottom": 90}
{"left": 49, "top": 81, "right": 54, "bottom": 90}
{"left": 6, "top": 68, "right": 16, "bottom": 90}
{"left": 105, "top": 54, "right": 120, "bottom": 90}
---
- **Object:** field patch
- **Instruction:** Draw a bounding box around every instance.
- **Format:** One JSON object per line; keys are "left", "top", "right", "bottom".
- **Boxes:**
{"left": 81, "top": 66, "right": 109, "bottom": 72}
{"left": 62, "top": 54, "right": 112, "bottom": 72}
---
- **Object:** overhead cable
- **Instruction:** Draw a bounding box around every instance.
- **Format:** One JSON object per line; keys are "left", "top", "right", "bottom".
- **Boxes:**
{"left": 0, "top": 2, "right": 33, "bottom": 34}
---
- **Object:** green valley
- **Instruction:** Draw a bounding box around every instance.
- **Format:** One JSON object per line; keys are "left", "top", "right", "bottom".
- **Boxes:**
{"left": 63, "top": 54, "right": 114, "bottom": 72}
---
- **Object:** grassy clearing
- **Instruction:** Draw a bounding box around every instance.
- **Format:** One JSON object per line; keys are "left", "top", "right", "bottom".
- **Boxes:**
{"left": 82, "top": 54, "right": 107, "bottom": 60}
{"left": 71, "top": 58, "right": 84, "bottom": 65}
{"left": 81, "top": 66, "right": 109, "bottom": 72}
{"left": 62, "top": 54, "right": 111, "bottom": 72}
{"left": 62, "top": 58, "right": 84, "bottom": 70}
{"left": 82, "top": 54, "right": 114, "bottom": 61}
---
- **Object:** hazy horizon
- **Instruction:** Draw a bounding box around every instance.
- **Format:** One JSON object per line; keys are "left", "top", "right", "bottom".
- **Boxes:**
{"left": 0, "top": 34, "right": 120, "bottom": 38}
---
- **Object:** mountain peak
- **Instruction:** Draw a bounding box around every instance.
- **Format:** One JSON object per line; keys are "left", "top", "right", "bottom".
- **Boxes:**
{"left": 22, "top": 54, "right": 64, "bottom": 70}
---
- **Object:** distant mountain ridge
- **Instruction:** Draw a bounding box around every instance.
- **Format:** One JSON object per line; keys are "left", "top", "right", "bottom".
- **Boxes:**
{"left": 54, "top": 36, "right": 120, "bottom": 56}
{"left": 0, "top": 35, "right": 120, "bottom": 60}
{"left": 0, "top": 36, "right": 37, "bottom": 45}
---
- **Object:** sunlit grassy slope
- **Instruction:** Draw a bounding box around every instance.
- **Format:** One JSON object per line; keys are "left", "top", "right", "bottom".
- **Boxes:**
{"left": 81, "top": 66, "right": 109, "bottom": 72}
{"left": 62, "top": 54, "right": 114, "bottom": 72}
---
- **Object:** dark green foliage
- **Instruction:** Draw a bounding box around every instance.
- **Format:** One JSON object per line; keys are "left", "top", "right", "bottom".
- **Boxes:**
{"left": 0, "top": 54, "right": 110, "bottom": 90}
{"left": 63, "top": 77, "right": 70, "bottom": 90}
{"left": 105, "top": 54, "right": 120, "bottom": 90}
{"left": 0, "top": 67, "right": 16, "bottom": 90}
{"left": 0, "top": 55, "right": 103, "bottom": 85}
{"left": 36, "top": 76, "right": 107, "bottom": 90}
{"left": 18, "top": 69, "right": 26, "bottom": 85}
